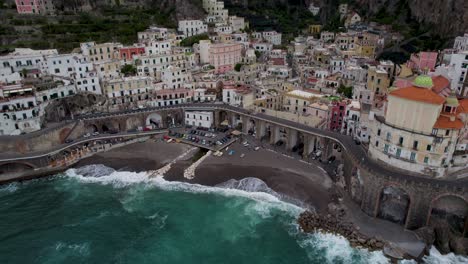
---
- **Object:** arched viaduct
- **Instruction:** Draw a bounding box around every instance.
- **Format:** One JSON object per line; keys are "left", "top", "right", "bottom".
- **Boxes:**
{"left": 2, "top": 103, "right": 467, "bottom": 234}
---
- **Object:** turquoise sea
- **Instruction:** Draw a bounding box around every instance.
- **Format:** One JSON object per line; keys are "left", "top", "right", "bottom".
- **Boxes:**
{"left": 0, "top": 165, "right": 465, "bottom": 264}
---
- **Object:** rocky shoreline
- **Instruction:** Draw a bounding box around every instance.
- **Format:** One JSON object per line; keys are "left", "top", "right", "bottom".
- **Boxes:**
{"left": 298, "top": 208, "right": 391, "bottom": 256}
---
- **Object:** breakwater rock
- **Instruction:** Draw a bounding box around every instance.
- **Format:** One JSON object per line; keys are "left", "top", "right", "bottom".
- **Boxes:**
{"left": 298, "top": 210, "right": 385, "bottom": 252}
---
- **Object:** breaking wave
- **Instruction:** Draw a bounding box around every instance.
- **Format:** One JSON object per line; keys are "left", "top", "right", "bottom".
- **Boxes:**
{"left": 63, "top": 165, "right": 468, "bottom": 264}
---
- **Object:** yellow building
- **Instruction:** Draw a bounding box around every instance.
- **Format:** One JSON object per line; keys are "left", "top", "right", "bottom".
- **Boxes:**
{"left": 367, "top": 66, "right": 390, "bottom": 96}
{"left": 283, "top": 90, "right": 323, "bottom": 114}
{"left": 309, "top": 24, "right": 322, "bottom": 35}
{"left": 369, "top": 76, "right": 463, "bottom": 178}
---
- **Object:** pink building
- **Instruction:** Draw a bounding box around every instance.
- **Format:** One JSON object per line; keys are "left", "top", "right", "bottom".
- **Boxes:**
{"left": 328, "top": 100, "right": 347, "bottom": 131}
{"left": 406, "top": 51, "right": 438, "bottom": 72}
{"left": 15, "top": 0, "right": 54, "bottom": 15}
{"left": 209, "top": 43, "right": 242, "bottom": 74}
{"left": 119, "top": 46, "right": 146, "bottom": 61}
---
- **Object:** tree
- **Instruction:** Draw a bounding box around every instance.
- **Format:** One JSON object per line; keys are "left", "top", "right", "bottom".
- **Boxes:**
{"left": 234, "top": 63, "right": 243, "bottom": 72}
{"left": 254, "top": 50, "right": 261, "bottom": 58}
{"left": 121, "top": 64, "right": 137, "bottom": 77}
{"left": 180, "top": 34, "right": 209, "bottom": 47}
{"left": 338, "top": 85, "right": 353, "bottom": 99}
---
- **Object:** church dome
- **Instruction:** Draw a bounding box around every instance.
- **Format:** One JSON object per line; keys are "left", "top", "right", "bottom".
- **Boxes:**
{"left": 413, "top": 75, "right": 433, "bottom": 89}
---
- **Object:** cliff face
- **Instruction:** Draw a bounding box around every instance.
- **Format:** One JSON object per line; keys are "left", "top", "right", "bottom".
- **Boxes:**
{"left": 354, "top": 0, "right": 468, "bottom": 37}
{"left": 225, "top": 0, "right": 467, "bottom": 37}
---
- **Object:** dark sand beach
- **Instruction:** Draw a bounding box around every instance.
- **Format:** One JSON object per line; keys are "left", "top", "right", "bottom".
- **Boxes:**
{"left": 76, "top": 138, "right": 333, "bottom": 212}
{"left": 74, "top": 137, "right": 425, "bottom": 258}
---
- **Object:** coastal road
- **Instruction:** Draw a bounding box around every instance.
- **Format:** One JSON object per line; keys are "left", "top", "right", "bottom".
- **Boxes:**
{"left": 0, "top": 130, "right": 168, "bottom": 162}
{"left": 3, "top": 102, "right": 468, "bottom": 188}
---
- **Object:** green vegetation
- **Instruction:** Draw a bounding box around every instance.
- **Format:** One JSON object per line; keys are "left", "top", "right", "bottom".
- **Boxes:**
{"left": 0, "top": 6, "right": 176, "bottom": 53}
{"left": 254, "top": 50, "right": 261, "bottom": 58}
{"left": 322, "top": 14, "right": 345, "bottom": 33}
{"left": 120, "top": 64, "right": 137, "bottom": 77}
{"left": 179, "top": 33, "right": 209, "bottom": 47}
{"left": 234, "top": 63, "right": 243, "bottom": 72}
{"left": 226, "top": 2, "right": 318, "bottom": 40}
{"left": 337, "top": 85, "right": 353, "bottom": 99}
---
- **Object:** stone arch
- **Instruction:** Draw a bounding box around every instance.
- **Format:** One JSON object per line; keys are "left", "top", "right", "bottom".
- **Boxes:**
{"left": 126, "top": 117, "right": 144, "bottom": 131}
{"left": 101, "top": 124, "right": 111, "bottom": 133}
{"left": 0, "top": 161, "right": 36, "bottom": 174}
{"left": 428, "top": 194, "right": 468, "bottom": 236}
{"left": 376, "top": 185, "right": 411, "bottom": 225}
{"left": 146, "top": 113, "right": 163, "bottom": 128}
{"left": 247, "top": 118, "right": 256, "bottom": 135}
{"left": 263, "top": 123, "right": 272, "bottom": 141}
{"left": 85, "top": 124, "right": 99, "bottom": 133}
{"left": 218, "top": 110, "right": 229, "bottom": 126}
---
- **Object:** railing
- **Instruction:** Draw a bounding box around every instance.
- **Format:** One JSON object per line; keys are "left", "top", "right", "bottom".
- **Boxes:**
{"left": 3, "top": 102, "right": 468, "bottom": 189}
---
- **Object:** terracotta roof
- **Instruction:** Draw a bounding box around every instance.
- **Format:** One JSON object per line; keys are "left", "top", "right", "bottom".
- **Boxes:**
{"left": 433, "top": 115, "right": 464, "bottom": 129}
{"left": 389, "top": 86, "right": 445, "bottom": 105}
{"left": 457, "top": 98, "right": 468, "bottom": 114}
{"left": 431, "top": 76, "right": 450, "bottom": 94}
{"left": 270, "top": 58, "right": 285, "bottom": 66}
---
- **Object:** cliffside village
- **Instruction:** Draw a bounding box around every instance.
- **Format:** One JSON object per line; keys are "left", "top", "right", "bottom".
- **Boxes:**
{"left": 2, "top": 0, "right": 468, "bottom": 179}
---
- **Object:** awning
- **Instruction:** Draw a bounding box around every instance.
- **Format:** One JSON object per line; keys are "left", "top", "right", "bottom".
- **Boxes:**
{"left": 221, "top": 120, "right": 229, "bottom": 126}
{"left": 231, "top": 130, "right": 242, "bottom": 136}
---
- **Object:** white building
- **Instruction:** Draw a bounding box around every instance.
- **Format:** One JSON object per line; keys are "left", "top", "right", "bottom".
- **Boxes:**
{"left": 194, "top": 88, "right": 216, "bottom": 102}
{"left": 185, "top": 111, "right": 213, "bottom": 128}
{"left": 308, "top": 4, "right": 320, "bottom": 16}
{"left": 262, "top": 31, "right": 282, "bottom": 46}
{"left": 267, "top": 65, "right": 291, "bottom": 79}
{"left": 178, "top": 20, "right": 208, "bottom": 37}
{"left": 0, "top": 48, "right": 57, "bottom": 74}
{"left": 222, "top": 85, "right": 254, "bottom": 108}
{"left": 36, "top": 83, "right": 76, "bottom": 103}
{"left": 320, "top": 31, "right": 335, "bottom": 43}
{"left": 161, "top": 66, "right": 192, "bottom": 89}
{"left": 330, "top": 57, "right": 345, "bottom": 74}
{"left": 448, "top": 52, "right": 468, "bottom": 96}
{"left": 202, "top": 0, "right": 229, "bottom": 22}
{"left": 454, "top": 33, "right": 468, "bottom": 52}
{"left": 0, "top": 84, "right": 41, "bottom": 135}
{"left": 145, "top": 40, "right": 172, "bottom": 55}
{"left": 137, "top": 53, "right": 188, "bottom": 77}
{"left": 228, "top": 16, "right": 246, "bottom": 32}
{"left": 253, "top": 42, "right": 273, "bottom": 53}
{"left": 138, "top": 27, "right": 169, "bottom": 43}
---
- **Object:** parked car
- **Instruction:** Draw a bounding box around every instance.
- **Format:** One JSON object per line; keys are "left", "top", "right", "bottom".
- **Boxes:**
{"left": 65, "top": 139, "right": 74, "bottom": 144}
{"left": 83, "top": 133, "right": 91, "bottom": 138}
{"left": 92, "top": 132, "right": 99, "bottom": 136}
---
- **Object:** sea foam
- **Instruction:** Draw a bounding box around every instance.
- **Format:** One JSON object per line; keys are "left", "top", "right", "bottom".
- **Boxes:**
{"left": 64, "top": 165, "right": 468, "bottom": 264}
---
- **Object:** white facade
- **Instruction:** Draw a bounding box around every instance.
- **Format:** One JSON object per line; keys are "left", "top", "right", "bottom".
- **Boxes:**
{"left": 449, "top": 52, "right": 468, "bottom": 96}
{"left": 161, "top": 66, "right": 192, "bottom": 89}
{"left": 137, "top": 27, "right": 169, "bottom": 43}
{"left": 145, "top": 40, "right": 172, "bottom": 55}
{"left": 330, "top": 57, "right": 345, "bottom": 74}
{"left": 308, "top": 4, "right": 320, "bottom": 16}
{"left": 36, "top": 84, "right": 77, "bottom": 103}
{"left": 185, "top": 111, "right": 213, "bottom": 128}
{"left": 267, "top": 65, "right": 291, "bottom": 79}
{"left": 454, "top": 34, "right": 468, "bottom": 52}
{"left": 0, "top": 91, "right": 41, "bottom": 135}
{"left": 178, "top": 20, "right": 208, "bottom": 37}
{"left": 228, "top": 16, "right": 245, "bottom": 32}
{"left": 263, "top": 31, "right": 282, "bottom": 46}
{"left": 214, "top": 24, "right": 233, "bottom": 35}
{"left": 320, "top": 31, "right": 335, "bottom": 42}
{"left": 253, "top": 43, "right": 273, "bottom": 52}
{"left": 222, "top": 87, "right": 254, "bottom": 108}
{"left": 0, "top": 48, "right": 57, "bottom": 74}
{"left": 137, "top": 53, "right": 188, "bottom": 77}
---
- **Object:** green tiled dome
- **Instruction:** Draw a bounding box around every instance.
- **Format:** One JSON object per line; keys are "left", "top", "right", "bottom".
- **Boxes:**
{"left": 413, "top": 75, "right": 433, "bottom": 88}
